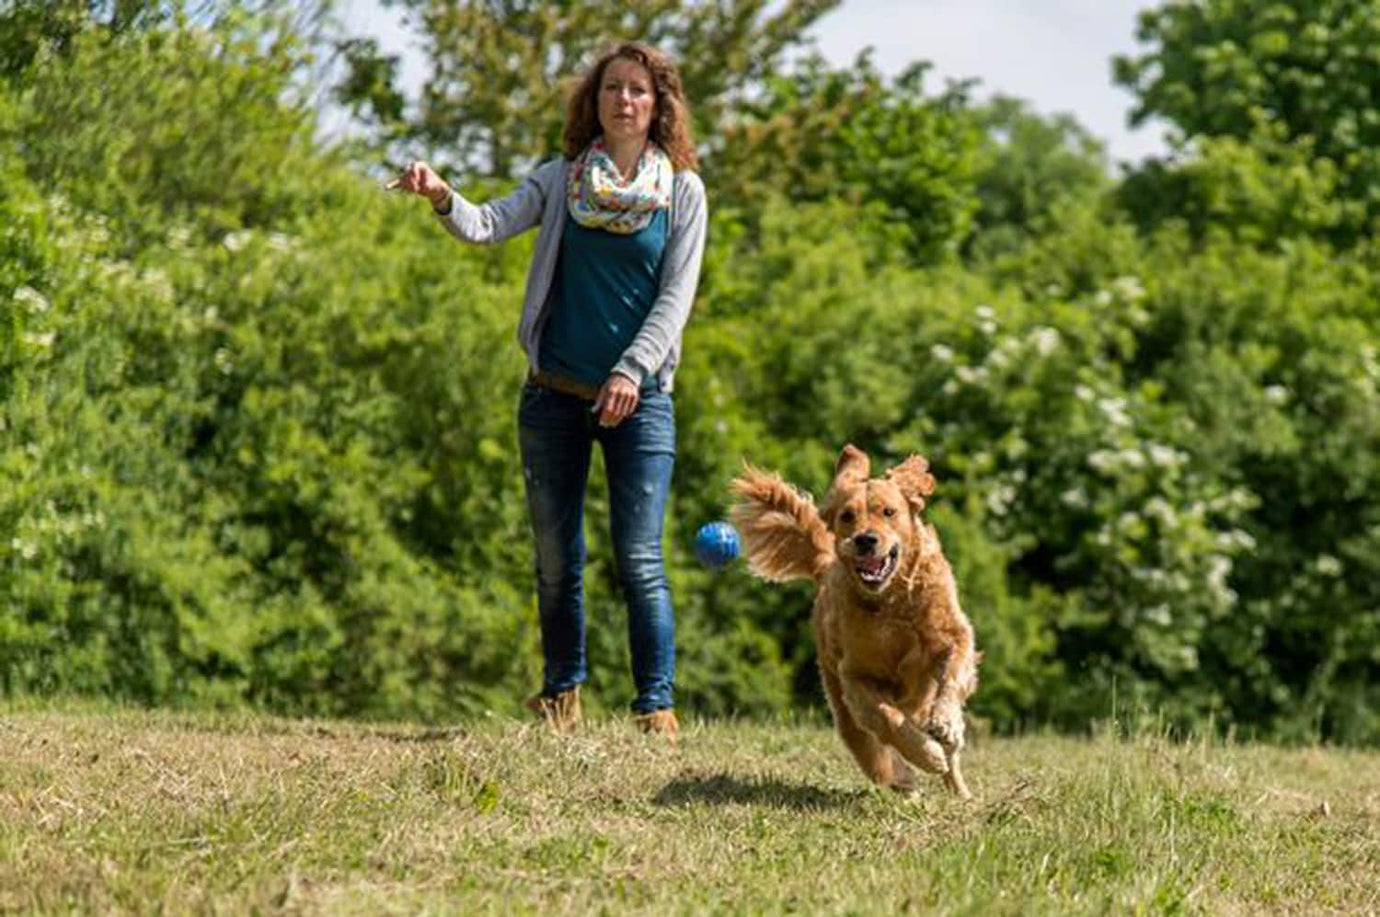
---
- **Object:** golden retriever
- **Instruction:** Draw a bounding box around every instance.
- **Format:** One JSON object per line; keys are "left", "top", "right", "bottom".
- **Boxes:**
{"left": 731, "top": 445, "right": 979, "bottom": 798}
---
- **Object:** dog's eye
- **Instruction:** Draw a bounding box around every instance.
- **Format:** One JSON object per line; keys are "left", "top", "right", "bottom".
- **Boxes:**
{"left": 883, "top": 506, "right": 896, "bottom": 518}
{"left": 840, "top": 510, "right": 855, "bottom": 524}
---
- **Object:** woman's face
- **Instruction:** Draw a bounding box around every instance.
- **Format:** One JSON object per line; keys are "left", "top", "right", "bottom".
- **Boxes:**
{"left": 598, "top": 58, "right": 656, "bottom": 146}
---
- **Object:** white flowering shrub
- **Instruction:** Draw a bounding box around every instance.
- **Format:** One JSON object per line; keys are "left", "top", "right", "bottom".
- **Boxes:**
{"left": 691, "top": 195, "right": 1379, "bottom": 740}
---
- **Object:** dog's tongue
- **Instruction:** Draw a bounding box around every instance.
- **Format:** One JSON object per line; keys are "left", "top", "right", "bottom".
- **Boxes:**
{"left": 856, "top": 555, "right": 885, "bottom": 575}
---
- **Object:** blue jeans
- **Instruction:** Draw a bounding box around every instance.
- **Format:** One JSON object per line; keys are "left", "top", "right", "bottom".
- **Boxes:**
{"left": 517, "top": 381, "right": 676, "bottom": 713}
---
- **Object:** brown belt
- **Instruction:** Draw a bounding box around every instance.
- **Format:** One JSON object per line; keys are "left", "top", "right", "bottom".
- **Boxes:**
{"left": 528, "top": 369, "right": 601, "bottom": 402}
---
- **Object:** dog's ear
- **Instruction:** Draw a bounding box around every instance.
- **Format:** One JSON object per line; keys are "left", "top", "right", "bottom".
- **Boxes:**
{"left": 833, "top": 444, "right": 871, "bottom": 488}
{"left": 822, "top": 444, "right": 870, "bottom": 526}
{"left": 887, "top": 454, "right": 936, "bottom": 512}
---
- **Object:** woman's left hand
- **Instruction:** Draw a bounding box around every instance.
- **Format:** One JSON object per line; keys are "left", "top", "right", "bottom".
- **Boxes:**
{"left": 595, "top": 372, "right": 640, "bottom": 427}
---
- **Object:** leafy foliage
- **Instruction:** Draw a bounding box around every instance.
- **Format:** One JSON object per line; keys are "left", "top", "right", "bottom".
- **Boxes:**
{"left": 966, "top": 95, "right": 1111, "bottom": 259}
{"left": 0, "top": 1, "right": 1376, "bottom": 743}
{"left": 709, "top": 55, "right": 979, "bottom": 264}
{"left": 340, "top": 0, "right": 840, "bottom": 179}
{"left": 1115, "top": 113, "right": 1372, "bottom": 252}
{"left": 1115, "top": 0, "right": 1380, "bottom": 244}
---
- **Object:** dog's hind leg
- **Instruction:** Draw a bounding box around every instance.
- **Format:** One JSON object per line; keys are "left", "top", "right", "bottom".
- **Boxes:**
{"left": 821, "top": 667, "right": 909, "bottom": 790}
{"left": 942, "top": 750, "right": 972, "bottom": 800}
{"left": 887, "top": 749, "right": 919, "bottom": 793}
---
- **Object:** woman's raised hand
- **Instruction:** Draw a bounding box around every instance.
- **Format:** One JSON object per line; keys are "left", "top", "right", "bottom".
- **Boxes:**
{"left": 386, "top": 161, "right": 451, "bottom": 208}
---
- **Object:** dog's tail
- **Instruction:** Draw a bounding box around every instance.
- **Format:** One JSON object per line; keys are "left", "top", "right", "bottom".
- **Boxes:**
{"left": 729, "top": 465, "right": 834, "bottom": 582}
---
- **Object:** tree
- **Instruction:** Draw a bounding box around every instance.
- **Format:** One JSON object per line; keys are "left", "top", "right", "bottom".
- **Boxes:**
{"left": 965, "top": 96, "right": 1111, "bottom": 258}
{"left": 0, "top": 0, "right": 156, "bottom": 79}
{"left": 1114, "top": 119, "right": 1361, "bottom": 246}
{"left": 6, "top": 1, "right": 337, "bottom": 245}
{"left": 708, "top": 54, "right": 980, "bottom": 264}
{"left": 338, "top": 0, "right": 839, "bottom": 180}
{"left": 1114, "top": 0, "right": 1380, "bottom": 243}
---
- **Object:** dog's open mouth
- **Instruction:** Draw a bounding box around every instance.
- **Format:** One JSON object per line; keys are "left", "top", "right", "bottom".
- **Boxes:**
{"left": 853, "top": 543, "right": 899, "bottom": 589}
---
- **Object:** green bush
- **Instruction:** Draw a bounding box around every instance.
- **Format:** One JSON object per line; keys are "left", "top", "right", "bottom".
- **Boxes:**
{"left": 1, "top": 5, "right": 1376, "bottom": 743}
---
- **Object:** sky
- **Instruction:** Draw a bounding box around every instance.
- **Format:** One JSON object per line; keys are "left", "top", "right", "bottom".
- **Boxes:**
{"left": 341, "top": 0, "right": 1171, "bottom": 165}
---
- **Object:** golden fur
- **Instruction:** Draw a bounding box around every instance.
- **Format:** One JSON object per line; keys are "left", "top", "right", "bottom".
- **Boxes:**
{"left": 731, "top": 445, "right": 979, "bottom": 798}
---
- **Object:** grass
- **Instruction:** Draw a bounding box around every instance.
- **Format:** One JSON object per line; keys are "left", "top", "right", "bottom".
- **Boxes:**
{"left": 1, "top": 702, "right": 1376, "bottom": 915}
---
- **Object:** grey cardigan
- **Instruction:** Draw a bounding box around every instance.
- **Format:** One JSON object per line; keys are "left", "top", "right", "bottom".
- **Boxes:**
{"left": 435, "top": 158, "right": 708, "bottom": 392}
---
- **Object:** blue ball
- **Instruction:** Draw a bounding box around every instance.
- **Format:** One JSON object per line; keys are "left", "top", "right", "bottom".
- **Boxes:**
{"left": 695, "top": 521, "right": 741, "bottom": 569}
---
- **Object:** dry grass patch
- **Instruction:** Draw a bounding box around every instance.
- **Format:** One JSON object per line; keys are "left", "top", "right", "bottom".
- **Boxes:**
{"left": 1, "top": 704, "right": 1376, "bottom": 914}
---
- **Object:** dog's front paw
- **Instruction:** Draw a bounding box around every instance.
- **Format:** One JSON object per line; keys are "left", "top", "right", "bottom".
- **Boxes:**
{"left": 894, "top": 722, "right": 949, "bottom": 774}
{"left": 925, "top": 703, "right": 965, "bottom": 753}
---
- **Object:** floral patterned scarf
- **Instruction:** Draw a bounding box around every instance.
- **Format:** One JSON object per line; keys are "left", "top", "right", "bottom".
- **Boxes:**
{"left": 567, "top": 138, "right": 672, "bottom": 234}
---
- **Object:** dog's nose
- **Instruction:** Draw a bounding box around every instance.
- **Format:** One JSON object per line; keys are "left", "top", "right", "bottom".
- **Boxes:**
{"left": 854, "top": 531, "right": 878, "bottom": 555}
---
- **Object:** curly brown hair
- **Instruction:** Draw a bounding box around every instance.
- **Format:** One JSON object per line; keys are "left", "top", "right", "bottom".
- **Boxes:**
{"left": 562, "top": 42, "right": 698, "bottom": 172}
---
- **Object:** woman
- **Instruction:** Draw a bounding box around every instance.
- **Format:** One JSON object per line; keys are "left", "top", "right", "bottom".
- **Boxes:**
{"left": 391, "top": 42, "right": 707, "bottom": 742}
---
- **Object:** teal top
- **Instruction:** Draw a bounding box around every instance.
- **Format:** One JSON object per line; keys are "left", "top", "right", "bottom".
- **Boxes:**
{"left": 437, "top": 162, "right": 708, "bottom": 393}
{"left": 538, "top": 209, "right": 669, "bottom": 390}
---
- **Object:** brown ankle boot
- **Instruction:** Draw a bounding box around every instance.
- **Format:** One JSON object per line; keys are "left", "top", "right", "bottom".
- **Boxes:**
{"left": 525, "top": 686, "right": 581, "bottom": 734}
{"left": 633, "top": 709, "right": 679, "bottom": 745}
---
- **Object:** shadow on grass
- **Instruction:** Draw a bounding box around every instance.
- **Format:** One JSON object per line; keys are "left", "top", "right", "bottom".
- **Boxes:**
{"left": 362, "top": 726, "right": 470, "bottom": 744}
{"left": 653, "top": 770, "right": 864, "bottom": 810}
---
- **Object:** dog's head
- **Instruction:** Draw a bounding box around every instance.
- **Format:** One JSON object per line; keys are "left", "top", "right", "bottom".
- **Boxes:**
{"left": 821, "top": 444, "right": 936, "bottom": 597}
